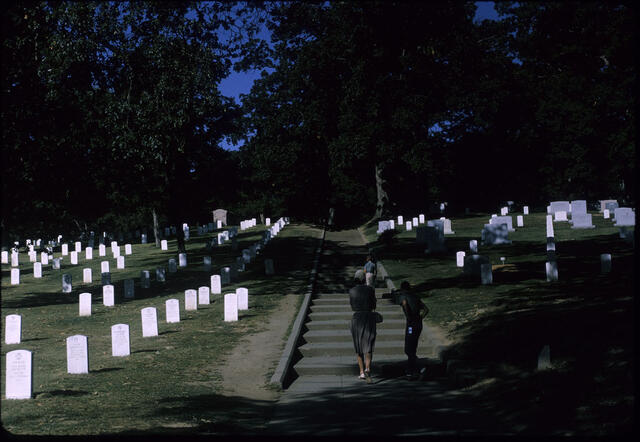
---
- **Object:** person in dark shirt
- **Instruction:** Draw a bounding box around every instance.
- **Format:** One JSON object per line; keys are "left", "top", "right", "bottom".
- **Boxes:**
{"left": 394, "top": 281, "right": 428, "bottom": 377}
{"left": 349, "top": 271, "right": 377, "bottom": 382}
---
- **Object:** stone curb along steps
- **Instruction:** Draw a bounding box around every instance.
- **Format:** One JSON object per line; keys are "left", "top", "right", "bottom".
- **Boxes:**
{"left": 270, "top": 227, "right": 327, "bottom": 388}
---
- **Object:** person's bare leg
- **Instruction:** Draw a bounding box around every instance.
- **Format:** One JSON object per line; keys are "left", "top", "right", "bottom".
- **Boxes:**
{"left": 356, "top": 354, "right": 365, "bottom": 375}
{"left": 364, "top": 353, "right": 372, "bottom": 382}
{"left": 364, "top": 353, "right": 372, "bottom": 372}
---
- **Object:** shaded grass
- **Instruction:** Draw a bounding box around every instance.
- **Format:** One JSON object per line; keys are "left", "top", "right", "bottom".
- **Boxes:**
{"left": 1, "top": 222, "right": 323, "bottom": 435}
{"left": 361, "top": 211, "right": 635, "bottom": 435}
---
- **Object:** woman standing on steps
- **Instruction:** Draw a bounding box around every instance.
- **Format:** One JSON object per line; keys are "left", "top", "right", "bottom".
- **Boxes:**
{"left": 349, "top": 270, "right": 377, "bottom": 383}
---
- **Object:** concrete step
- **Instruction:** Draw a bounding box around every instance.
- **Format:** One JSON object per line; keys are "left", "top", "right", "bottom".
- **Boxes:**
{"left": 293, "top": 354, "right": 409, "bottom": 376}
{"left": 300, "top": 340, "right": 413, "bottom": 357}
{"left": 310, "top": 304, "right": 400, "bottom": 313}
{"left": 309, "top": 310, "right": 405, "bottom": 321}
{"left": 305, "top": 318, "right": 405, "bottom": 331}
{"left": 303, "top": 328, "right": 405, "bottom": 343}
{"left": 314, "top": 293, "right": 394, "bottom": 303}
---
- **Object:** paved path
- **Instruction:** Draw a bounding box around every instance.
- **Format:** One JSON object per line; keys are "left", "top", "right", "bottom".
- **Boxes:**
{"left": 265, "top": 229, "right": 506, "bottom": 436}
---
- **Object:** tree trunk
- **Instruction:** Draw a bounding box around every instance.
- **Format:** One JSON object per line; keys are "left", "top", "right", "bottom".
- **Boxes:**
{"left": 374, "top": 162, "right": 390, "bottom": 219}
{"left": 152, "top": 208, "right": 161, "bottom": 248}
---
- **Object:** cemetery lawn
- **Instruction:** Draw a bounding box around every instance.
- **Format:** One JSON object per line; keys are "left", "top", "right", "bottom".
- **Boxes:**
{"left": 1, "top": 223, "right": 322, "bottom": 435}
{"left": 362, "top": 212, "right": 634, "bottom": 435}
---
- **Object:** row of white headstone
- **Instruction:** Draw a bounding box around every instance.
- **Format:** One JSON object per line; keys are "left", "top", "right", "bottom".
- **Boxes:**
{"left": 3, "top": 284, "right": 253, "bottom": 399}
{"left": 2, "top": 242, "right": 134, "bottom": 268}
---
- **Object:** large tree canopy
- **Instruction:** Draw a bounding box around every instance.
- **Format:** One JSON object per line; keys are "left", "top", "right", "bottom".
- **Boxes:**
{"left": 1, "top": 1, "right": 635, "bottom": 239}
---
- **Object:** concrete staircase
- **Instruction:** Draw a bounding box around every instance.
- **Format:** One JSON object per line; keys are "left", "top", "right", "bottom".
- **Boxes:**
{"left": 293, "top": 287, "right": 409, "bottom": 377}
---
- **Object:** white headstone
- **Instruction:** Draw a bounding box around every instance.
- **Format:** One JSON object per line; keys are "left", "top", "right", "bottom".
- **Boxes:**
{"left": 1, "top": 251, "right": 8, "bottom": 264}
{"left": 546, "top": 237, "right": 556, "bottom": 252}
{"left": 111, "top": 324, "right": 130, "bottom": 357}
{"left": 124, "top": 279, "right": 134, "bottom": 299}
{"left": 224, "top": 293, "right": 238, "bottom": 322}
{"left": 156, "top": 267, "right": 166, "bottom": 282}
{"left": 28, "top": 250, "right": 36, "bottom": 263}
{"left": 198, "top": 286, "right": 210, "bottom": 305}
{"left": 443, "top": 219, "right": 454, "bottom": 234}
{"left": 31, "top": 262, "right": 42, "bottom": 279}
{"left": 61, "top": 243, "right": 69, "bottom": 255}
{"left": 165, "top": 299, "right": 180, "bottom": 323}
{"left": 545, "top": 261, "right": 558, "bottom": 282}
{"left": 66, "top": 334, "right": 89, "bottom": 374}
{"left": 554, "top": 210, "right": 568, "bottom": 222}
{"left": 211, "top": 275, "right": 221, "bottom": 294}
{"left": 405, "top": 221, "right": 412, "bottom": 231}
{"left": 79, "top": 292, "right": 91, "bottom": 316}
{"left": 103, "top": 285, "right": 115, "bottom": 306}
{"left": 480, "top": 263, "right": 493, "bottom": 285}
{"left": 500, "top": 207, "right": 508, "bottom": 216}
{"left": 546, "top": 215, "right": 554, "bottom": 237}
{"left": 11, "top": 268, "right": 20, "bottom": 285}
{"left": 62, "top": 273, "right": 72, "bottom": 292}
{"left": 141, "top": 307, "right": 158, "bottom": 337}
{"left": 412, "top": 217, "right": 419, "bottom": 227}
{"left": 101, "top": 261, "right": 109, "bottom": 273}
{"left": 125, "top": 244, "right": 132, "bottom": 255}
{"left": 603, "top": 209, "right": 610, "bottom": 219}
{"left": 5, "top": 349, "right": 32, "bottom": 399}
{"left": 5, "top": 314, "right": 21, "bottom": 345}
{"left": 517, "top": 215, "right": 524, "bottom": 227}
{"left": 456, "top": 251, "right": 465, "bottom": 267}
{"left": 140, "top": 270, "right": 150, "bottom": 289}
{"left": 70, "top": 251, "right": 78, "bottom": 265}
{"left": 99, "top": 244, "right": 106, "bottom": 256}
{"left": 112, "top": 246, "right": 120, "bottom": 258}
{"left": 266, "top": 217, "right": 271, "bottom": 226}
{"left": 168, "top": 258, "right": 177, "bottom": 273}
{"left": 85, "top": 247, "right": 93, "bottom": 260}
{"left": 265, "top": 258, "right": 275, "bottom": 275}
{"left": 236, "top": 287, "right": 248, "bottom": 310}
{"left": 116, "top": 256, "right": 125, "bottom": 269}
{"left": 600, "top": 254, "right": 612, "bottom": 274}
{"left": 74, "top": 241, "right": 81, "bottom": 253}
{"left": 82, "top": 268, "right": 92, "bottom": 283}
{"left": 397, "top": 215, "right": 404, "bottom": 226}
{"left": 613, "top": 207, "right": 635, "bottom": 226}
{"left": 185, "top": 289, "right": 197, "bottom": 310}
{"left": 11, "top": 251, "right": 19, "bottom": 267}
{"left": 537, "top": 345, "right": 551, "bottom": 370}
{"left": 161, "top": 240, "right": 168, "bottom": 251}
{"left": 221, "top": 267, "right": 231, "bottom": 284}
{"left": 523, "top": 206, "right": 529, "bottom": 215}
{"left": 110, "top": 241, "right": 118, "bottom": 252}
{"left": 179, "top": 253, "right": 187, "bottom": 267}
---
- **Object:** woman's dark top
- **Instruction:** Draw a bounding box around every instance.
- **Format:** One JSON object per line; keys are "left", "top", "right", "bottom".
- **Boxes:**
{"left": 349, "top": 284, "right": 376, "bottom": 311}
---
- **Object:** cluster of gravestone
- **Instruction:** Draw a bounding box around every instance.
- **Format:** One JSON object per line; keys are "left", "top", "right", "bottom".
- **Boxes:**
{"left": 377, "top": 214, "right": 455, "bottom": 254}
{"left": 455, "top": 200, "right": 632, "bottom": 285}
{"left": 2, "top": 214, "right": 290, "bottom": 399}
